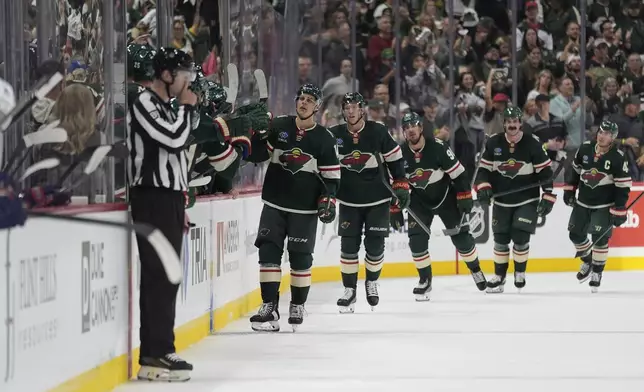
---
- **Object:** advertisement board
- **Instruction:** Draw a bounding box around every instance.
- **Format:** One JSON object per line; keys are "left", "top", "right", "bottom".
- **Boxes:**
{"left": 610, "top": 190, "right": 643, "bottom": 248}
{"left": 0, "top": 211, "right": 129, "bottom": 392}
{"left": 211, "top": 198, "right": 247, "bottom": 311}
{"left": 2, "top": 186, "right": 644, "bottom": 392}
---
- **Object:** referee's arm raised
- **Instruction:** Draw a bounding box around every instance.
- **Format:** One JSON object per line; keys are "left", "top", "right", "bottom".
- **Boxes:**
{"left": 132, "top": 92, "right": 192, "bottom": 152}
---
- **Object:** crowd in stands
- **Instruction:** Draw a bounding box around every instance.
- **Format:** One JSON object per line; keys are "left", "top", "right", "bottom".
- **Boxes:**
{"left": 3, "top": 0, "right": 644, "bottom": 205}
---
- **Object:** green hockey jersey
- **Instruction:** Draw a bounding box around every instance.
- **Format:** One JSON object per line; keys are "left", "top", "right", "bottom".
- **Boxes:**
{"left": 476, "top": 132, "right": 553, "bottom": 207}
{"left": 565, "top": 141, "right": 632, "bottom": 209}
{"left": 248, "top": 115, "right": 340, "bottom": 214}
{"left": 329, "top": 120, "right": 405, "bottom": 207}
{"left": 402, "top": 137, "right": 469, "bottom": 209}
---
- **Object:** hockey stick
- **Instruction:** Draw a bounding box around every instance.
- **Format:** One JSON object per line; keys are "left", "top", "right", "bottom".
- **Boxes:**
{"left": 432, "top": 136, "right": 490, "bottom": 238}
{"left": 253, "top": 69, "right": 268, "bottom": 104}
{"left": 225, "top": 64, "right": 239, "bottom": 111}
{"left": 0, "top": 72, "right": 64, "bottom": 133}
{"left": 0, "top": 78, "right": 17, "bottom": 131}
{"left": 490, "top": 152, "right": 573, "bottom": 199}
{"left": 27, "top": 211, "right": 183, "bottom": 284}
{"left": 375, "top": 154, "right": 432, "bottom": 236}
{"left": 56, "top": 143, "right": 127, "bottom": 188}
{"left": 574, "top": 191, "right": 644, "bottom": 258}
{"left": 58, "top": 145, "right": 113, "bottom": 192}
{"left": 18, "top": 158, "right": 60, "bottom": 182}
{"left": 188, "top": 176, "right": 212, "bottom": 187}
{"left": 4, "top": 121, "right": 68, "bottom": 175}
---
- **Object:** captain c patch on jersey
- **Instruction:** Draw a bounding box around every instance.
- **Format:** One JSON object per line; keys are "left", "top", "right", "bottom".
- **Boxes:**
{"left": 497, "top": 159, "right": 526, "bottom": 179}
{"left": 580, "top": 168, "right": 608, "bottom": 189}
{"left": 340, "top": 150, "right": 374, "bottom": 173}
{"left": 278, "top": 148, "right": 313, "bottom": 174}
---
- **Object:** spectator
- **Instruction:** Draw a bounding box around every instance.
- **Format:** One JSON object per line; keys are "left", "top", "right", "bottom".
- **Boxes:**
{"left": 322, "top": 58, "right": 359, "bottom": 98}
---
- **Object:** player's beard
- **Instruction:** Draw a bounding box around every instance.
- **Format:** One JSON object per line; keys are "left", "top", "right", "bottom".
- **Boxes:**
{"left": 406, "top": 131, "right": 422, "bottom": 146}
{"left": 505, "top": 127, "right": 522, "bottom": 143}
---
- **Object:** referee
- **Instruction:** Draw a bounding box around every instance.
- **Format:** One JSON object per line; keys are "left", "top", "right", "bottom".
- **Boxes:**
{"left": 127, "top": 47, "right": 197, "bottom": 382}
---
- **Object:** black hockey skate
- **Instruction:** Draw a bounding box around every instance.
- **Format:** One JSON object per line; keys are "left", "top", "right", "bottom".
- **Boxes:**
{"left": 576, "top": 256, "right": 592, "bottom": 283}
{"left": 288, "top": 303, "right": 305, "bottom": 332}
{"left": 337, "top": 287, "right": 357, "bottom": 313}
{"left": 485, "top": 275, "right": 506, "bottom": 293}
{"left": 413, "top": 278, "right": 432, "bottom": 301}
{"left": 514, "top": 271, "right": 526, "bottom": 292}
{"left": 365, "top": 280, "right": 379, "bottom": 310}
{"left": 589, "top": 272, "right": 602, "bottom": 293}
{"left": 250, "top": 301, "right": 280, "bottom": 332}
{"left": 470, "top": 270, "right": 487, "bottom": 291}
{"left": 138, "top": 353, "right": 193, "bottom": 382}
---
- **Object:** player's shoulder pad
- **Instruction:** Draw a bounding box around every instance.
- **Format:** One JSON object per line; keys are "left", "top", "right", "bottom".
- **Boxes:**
{"left": 270, "top": 115, "right": 292, "bottom": 128}
{"left": 327, "top": 123, "right": 344, "bottom": 136}
{"left": 367, "top": 120, "right": 389, "bottom": 135}
{"left": 433, "top": 137, "right": 445, "bottom": 145}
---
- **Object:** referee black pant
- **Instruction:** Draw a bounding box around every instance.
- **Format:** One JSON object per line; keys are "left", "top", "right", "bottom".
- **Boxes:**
{"left": 130, "top": 186, "right": 185, "bottom": 360}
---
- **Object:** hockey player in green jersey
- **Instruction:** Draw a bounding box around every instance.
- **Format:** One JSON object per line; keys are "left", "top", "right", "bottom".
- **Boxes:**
{"left": 564, "top": 120, "right": 632, "bottom": 292}
{"left": 126, "top": 44, "right": 155, "bottom": 106}
{"left": 329, "top": 92, "right": 410, "bottom": 312}
{"left": 475, "top": 106, "right": 556, "bottom": 293}
{"left": 246, "top": 84, "right": 340, "bottom": 331}
{"left": 392, "top": 112, "right": 486, "bottom": 300}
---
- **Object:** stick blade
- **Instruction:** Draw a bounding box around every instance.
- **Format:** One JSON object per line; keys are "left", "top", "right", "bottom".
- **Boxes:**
{"left": 134, "top": 224, "right": 183, "bottom": 284}
{"left": 441, "top": 227, "right": 462, "bottom": 236}
{"left": 84, "top": 145, "right": 113, "bottom": 174}
{"left": 226, "top": 63, "right": 239, "bottom": 105}
{"left": 253, "top": 69, "right": 268, "bottom": 102}
{"left": 189, "top": 176, "right": 212, "bottom": 187}
{"left": 19, "top": 158, "right": 60, "bottom": 181}
{"left": 25, "top": 123, "right": 68, "bottom": 147}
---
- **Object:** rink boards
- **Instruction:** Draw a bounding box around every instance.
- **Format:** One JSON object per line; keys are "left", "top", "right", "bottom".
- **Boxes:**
{"left": 1, "top": 186, "right": 644, "bottom": 392}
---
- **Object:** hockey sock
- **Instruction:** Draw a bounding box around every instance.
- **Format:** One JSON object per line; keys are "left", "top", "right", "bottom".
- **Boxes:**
{"left": 290, "top": 268, "right": 312, "bottom": 305}
{"left": 591, "top": 244, "right": 608, "bottom": 273}
{"left": 259, "top": 264, "right": 281, "bottom": 303}
{"left": 365, "top": 252, "right": 384, "bottom": 281}
{"left": 512, "top": 244, "right": 529, "bottom": 273}
{"left": 340, "top": 252, "right": 359, "bottom": 289}
{"left": 412, "top": 250, "right": 432, "bottom": 280}
{"left": 459, "top": 247, "right": 481, "bottom": 272}
{"left": 493, "top": 242, "right": 510, "bottom": 278}
{"left": 574, "top": 238, "right": 592, "bottom": 258}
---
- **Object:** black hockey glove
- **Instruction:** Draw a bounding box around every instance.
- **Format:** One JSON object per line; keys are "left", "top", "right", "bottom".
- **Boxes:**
{"left": 184, "top": 188, "right": 196, "bottom": 209}
{"left": 389, "top": 203, "right": 405, "bottom": 231}
{"left": 562, "top": 185, "right": 576, "bottom": 207}
{"left": 392, "top": 179, "right": 410, "bottom": 209}
{"left": 474, "top": 182, "right": 493, "bottom": 206}
{"left": 0, "top": 172, "right": 27, "bottom": 229}
{"left": 609, "top": 206, "right": 628, "bottom": 227}
{"left": 536, "top": 192, "right": 557, "bottom": 217}
{"left": 22, "top": 185, "right": 71, "bottom": 209}
{"left": 235, "top": 102, "right": 271, "bottom": 131}
{"left": 317, "top": 196, "right": 336, "bottom": 224}
{"left": 456, "top": 191, "right": 473, "bottom": 214}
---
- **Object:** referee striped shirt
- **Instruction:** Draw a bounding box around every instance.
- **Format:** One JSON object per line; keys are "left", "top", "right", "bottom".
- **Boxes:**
{"left": 127, "top": 89, "right": 192, "bottom": 192}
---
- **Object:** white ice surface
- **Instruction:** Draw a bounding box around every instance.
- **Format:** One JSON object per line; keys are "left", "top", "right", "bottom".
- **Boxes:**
{"left": 113, "top": 272, "right": 644, "bottom": 392}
